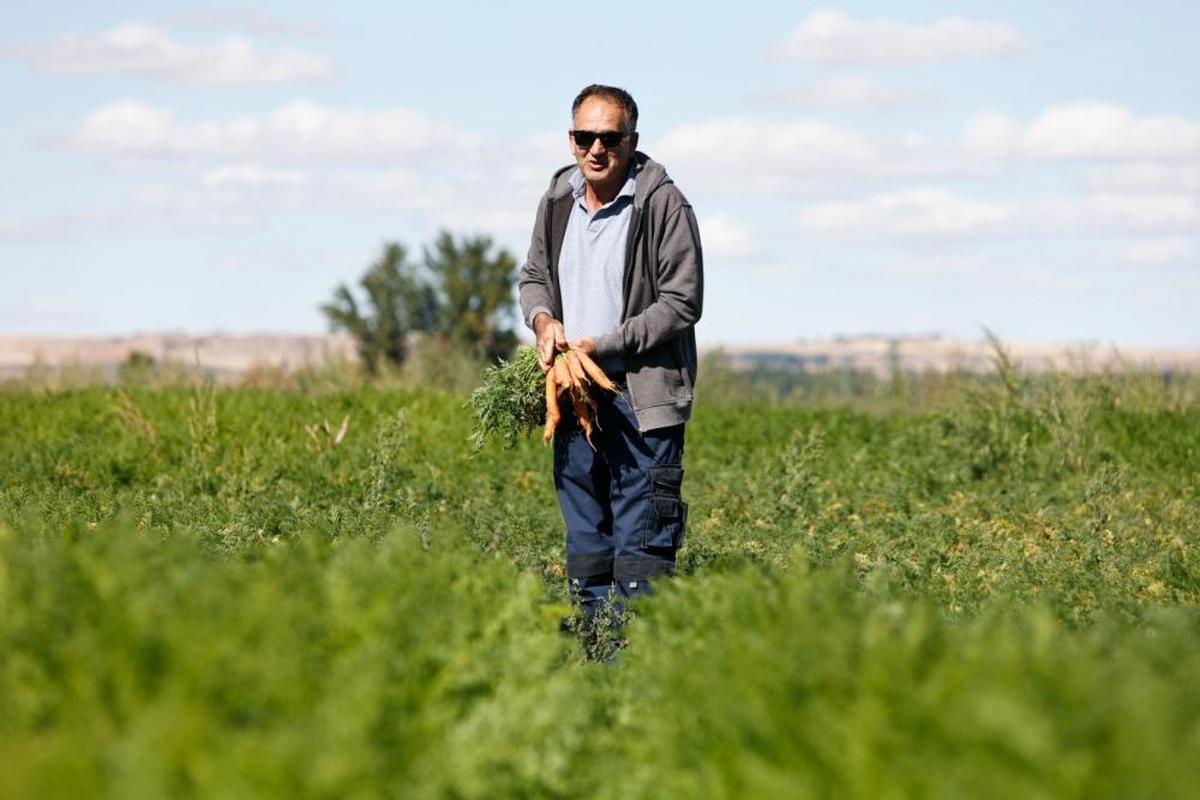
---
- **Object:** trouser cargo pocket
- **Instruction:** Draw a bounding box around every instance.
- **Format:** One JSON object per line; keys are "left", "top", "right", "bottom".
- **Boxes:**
{"left": 642, "top": 465, "right": 687, "bottom": 550}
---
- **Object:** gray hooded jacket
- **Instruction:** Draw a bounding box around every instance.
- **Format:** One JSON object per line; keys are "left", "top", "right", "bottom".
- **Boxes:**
{"left": 519, "top": 152, "right": 703, "bottom": 431}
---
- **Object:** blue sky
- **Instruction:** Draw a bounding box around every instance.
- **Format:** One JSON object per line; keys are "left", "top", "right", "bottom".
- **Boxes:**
{"left": 2, "top": 1, "right": 1197, "bottom": 346}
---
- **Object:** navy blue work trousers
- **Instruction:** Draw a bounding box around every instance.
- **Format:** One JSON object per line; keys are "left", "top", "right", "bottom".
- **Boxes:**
{"left": 553, "top": 382, "right": 687, "bottom": 619}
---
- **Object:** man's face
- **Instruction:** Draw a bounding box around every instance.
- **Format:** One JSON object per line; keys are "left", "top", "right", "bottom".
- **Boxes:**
{"left": 570, "top": 96, "right": 638, "bottom": 187}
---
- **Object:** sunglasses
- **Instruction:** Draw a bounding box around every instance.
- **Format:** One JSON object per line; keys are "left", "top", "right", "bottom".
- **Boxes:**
{"left": 571, "top": 130, "right": 630, "bottom": 150}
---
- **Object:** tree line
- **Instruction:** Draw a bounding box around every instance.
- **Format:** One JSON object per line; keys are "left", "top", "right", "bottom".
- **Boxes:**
{"left": 321, "top": 232, "right": 519, "bottom": 375}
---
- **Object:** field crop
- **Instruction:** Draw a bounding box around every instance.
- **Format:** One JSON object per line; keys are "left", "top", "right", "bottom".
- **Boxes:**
{"left": 1, "top": 362, "right": 1198, "bottom": 798}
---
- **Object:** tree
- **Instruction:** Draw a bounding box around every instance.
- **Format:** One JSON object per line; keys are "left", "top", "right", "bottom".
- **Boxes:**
{"left": 320, "top": 233, "right": 519, "bottom": 375}
{"left": 320, "top": 242, "right": 428, "bottom": 375}
{"left": 423, "top": 231, "right": 518, "bottom": 362}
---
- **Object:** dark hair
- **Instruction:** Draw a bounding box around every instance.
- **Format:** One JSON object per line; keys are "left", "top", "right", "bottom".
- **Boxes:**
{"left": 571, "top": 84, "right": 638, "bottom": 132}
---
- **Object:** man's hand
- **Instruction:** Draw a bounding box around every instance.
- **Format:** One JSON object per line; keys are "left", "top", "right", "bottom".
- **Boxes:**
{"left": 569, "top": 336, "right": 596, "bottom": 358}
{"left": 533, "top": 313, "right": 567, "bottom": 372}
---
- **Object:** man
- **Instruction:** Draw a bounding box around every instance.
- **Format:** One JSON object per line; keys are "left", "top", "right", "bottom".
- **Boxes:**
{"left": 518, "top": 84, "right": 704, "bottom": 626}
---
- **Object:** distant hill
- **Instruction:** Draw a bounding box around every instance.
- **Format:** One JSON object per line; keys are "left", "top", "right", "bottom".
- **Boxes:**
{"left": 1, "top": 331, "right": 1197, "bottom": 378}
{"left": 0, "top": 332, "right": 356, "bottom": 379}
{"left": 714, "top": 334, "right": 1200, "bottom": 377}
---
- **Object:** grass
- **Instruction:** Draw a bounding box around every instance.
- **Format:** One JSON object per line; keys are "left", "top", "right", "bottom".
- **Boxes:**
{"left": 0, "top": 356, "right": 1197, "bottom": 797}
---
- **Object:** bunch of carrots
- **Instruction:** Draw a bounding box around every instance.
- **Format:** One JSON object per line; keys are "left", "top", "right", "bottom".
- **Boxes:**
{"left": 544, "top": 348, "right": 618, "bottom": 445}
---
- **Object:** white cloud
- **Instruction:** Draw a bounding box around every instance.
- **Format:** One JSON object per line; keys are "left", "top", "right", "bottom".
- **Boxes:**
{"left": 70, "top": 99, "right": 480, "bottom": 162}
{"left": 656, "top": 117, "right": 877, "bottom": 184}
{"left": 3, "top": 165, "right": 459, "bottom": 242}
{"left": 1035, "top": 193, "right": 1199, "bottom": 233}
{"left": 89, "top": 185, "right": 270, "bottom": 233}
{"left": 964, "top": 103, "right": 1200, "bottom": 160}
{"left": 652, "top": 116, "right": 988, "bottom": 190}
{"left": 1086, "top": 163, "right": 1200, "bottom": 193}
{"left": 189, "top": 165, "right": 533, "bottom": 236}
{"left": 797, "top": 187, "right": 1197, "bottom": 241}
{"left": 0, "top": 217, "right": 82, "bottom": 244}
{"left": 774, "top": 8, "right": 1029, "bottom": 65}
{"left": 165, "top": 10, "right": 333, "bottom": 38}
{"left": 34, "top": 152, "right": 534, "bottom": 238}
{"left": 201, "top": 163, "right": 309, "bottom": 188}
{"left": 1111, "top": 238, "right": 1198, "bottom": 266}
{"left": 798, "top": 189, "right": 1013, "bottom": 238}
{"left": 961, "top": 111, "right": 1023, "bottom": 157}
{"left": 90, "top": 172, "right": 439, "bottom": 233}
{"left": 8, "top": 22, "right": 332, "bottom": 85}
{"left": 332, "top": 170, "right": 452, "bottom": 212}
{"left": 430, "top": 209, "right": 533, "bottom": 237}
{"left": 700, "top": 216, "right": 759, "bottom": 259}
{"left": 38, "top": 98, "right": 558, "bottom": 239}
{"left": 526, "top": 130, "right": 575, "bottom": 171}
{"left": 199, "top": 167, "right": 454, "bottom": 213}
{"left": 752, "top": 74, "right": 935, "bottom": 110}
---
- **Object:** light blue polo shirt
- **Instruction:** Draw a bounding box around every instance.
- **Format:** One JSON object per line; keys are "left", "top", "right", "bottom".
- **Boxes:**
{"left": 558, "top": 165, "right": 635, "bottom": 371}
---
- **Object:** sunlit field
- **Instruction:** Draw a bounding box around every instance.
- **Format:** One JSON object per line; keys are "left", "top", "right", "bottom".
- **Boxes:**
{"left": 2, "top": 354, "right": 1198, "bottom": 798}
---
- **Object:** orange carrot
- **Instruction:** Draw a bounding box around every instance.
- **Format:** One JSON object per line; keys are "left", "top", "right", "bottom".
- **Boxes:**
{"left": 575, "top": 350, "right": 618, "bottom": 392}
{"left": 571, "top": 392, "right": 595, "bottom": 448}
{"left": 553, "top": 357, "right": 572, "bottom": 394}
{"left": 543, "top": 369, "right": 561, "bottom": 443}
{"left": 565, "top": 350, "right": 588, "bottom": 387}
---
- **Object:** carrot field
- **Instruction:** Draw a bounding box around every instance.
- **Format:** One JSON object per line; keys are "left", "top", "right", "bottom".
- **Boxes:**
{"left": 2, "top": 360, "right": 1198, "bottom": 798}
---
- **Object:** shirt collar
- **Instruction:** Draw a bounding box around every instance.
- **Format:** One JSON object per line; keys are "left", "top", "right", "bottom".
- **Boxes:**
{"left": 569, "top": 162, "right": 637, "bottom": 203}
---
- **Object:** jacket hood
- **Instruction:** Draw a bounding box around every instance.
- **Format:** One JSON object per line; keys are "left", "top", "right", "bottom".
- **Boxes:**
{"left": 548, "top": 151, "right": 672, "bottom": 209}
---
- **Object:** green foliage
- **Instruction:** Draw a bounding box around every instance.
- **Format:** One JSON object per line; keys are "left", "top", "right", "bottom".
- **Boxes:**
{"left": 424, "top": 231, "right": 519, "bottom": 362}
{"left": 1, "top": 360, "right": 1199, "bottom": 796}
{"left": 609, "top": 566, "right": 1200, "bottom": 798}
{"left": 320, "top": 242, "right": 425, "bottom": 375}
{"left": 0, "top": 523, "right": 588, "bottom": 798}
{"left": 396, "top": 334, "right": 492, "bottom": 393}
{"left": 117, "top": 350, "right": 157, "bottom": 385}
{"left": 467, "top": 345, "right": 546, "bottom": 450}
{"left": 320, "top": 232, "right": 519, "bottom": 376}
